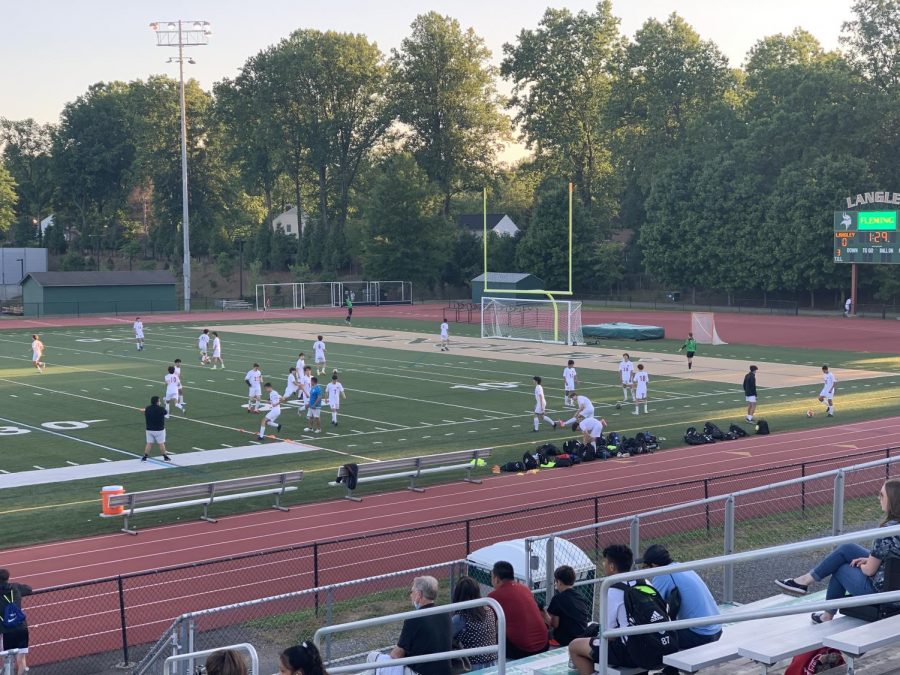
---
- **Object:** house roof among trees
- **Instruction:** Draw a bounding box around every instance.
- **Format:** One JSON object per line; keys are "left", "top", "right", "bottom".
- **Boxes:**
{"left": 458, "top": 213, "right": 510, "bottom": 231}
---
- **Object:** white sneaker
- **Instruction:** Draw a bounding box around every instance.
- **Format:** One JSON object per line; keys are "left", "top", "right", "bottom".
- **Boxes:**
{"left": 632, "top": 411, "right": 640, "bottom": 415}
{"left": 304, "top": 427, "right": 311, "bottom": 432}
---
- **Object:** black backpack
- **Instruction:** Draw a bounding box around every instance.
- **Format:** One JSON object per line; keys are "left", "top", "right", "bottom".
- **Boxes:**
{"left": 621, "top": 437, "right": 642, "bottom": 456}
{"left": 703, "top": 422, "right": 726, "bottom": 441}
{"left": 684, "top": 427, "right": 708, "bottom": 445}
{"left": 500, "top": 461, "right": 526, "bottom": 472}
{"left": 562, "top": 439, "right": 578, "bottom": 455}
{"left": 539, "top": 443, "right": 560, "bottom": 457}
{"left": 579, "top": 442, "right": 597, "bottom": 462}
{"left": 728, "top": 423, "right": 748, "bottom": 438}
{"left": 636, "top": 432, "right": 659, "bottom": 452}
{"left": 612, "top": 582, "right": 678, "bottom": 669}
{"left": 555, "top": 454, "right": 573, "bottom": 468}
{"left": 755, "top": 419, "right": 770, "bottom": 435}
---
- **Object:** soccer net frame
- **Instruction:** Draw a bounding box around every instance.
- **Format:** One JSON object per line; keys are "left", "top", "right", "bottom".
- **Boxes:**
{"left": 255, "top": 281, "right": 413, "bottom": 311}
{"left": 691, "top": 312, "right": 727, "bottom": 345}
{"left": 481, "top": 297, "right": 585, "bottom": 346}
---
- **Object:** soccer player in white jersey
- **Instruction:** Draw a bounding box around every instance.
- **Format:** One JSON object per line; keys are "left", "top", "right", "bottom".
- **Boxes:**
{"left": 173, "top": 359, "right": 186, "bottom": 409}
{"left": 297, "top": 366, "right": 313, "bottom": 415}
{"left": 532, "top": 376, "right": 558, "bottom": 432}
{"left": 284, "top": 366, "right": 302, "bottom": 401}
{"left": 618, "top": 353, "right": 635, "bottom": 402}
{"left": 295, "top": 353, "right": 306, "bottom": 404}
{"left": 211, "top": 332, "right": 224, "bottom": 369}
{"left": 245, "top": 363, "right": 263, "bottom": 413}
{"left": 198, "top": 329, "right": 210, "bottom": 365}
{"left": 313, "top": 336, "right": 327, "bottom": 374}
{"left": 439, "top": 320, "right": 449, "bottom": 351}
{"left": 577, "top": 416, "right": 606, "bottom": 450}
{"left": 326, "top": 371, "right": 347, "bottom": 426}
{"left": 30, "top": 334, "right": 45, "bottom": 373}
{"left": 563, "top": 359, "right": 577, "bottom": 406}
{"left": 633, "top": 363, "right": 649, "bottom": 415}
{"left": 560, "top": 394, "right": 595, "bottom": 427}
{"left": 257, "top": 383, "right": 283, "bottom": 440}
{"left": 819, "top": 365, "right": 836, "bottom": 417}
{"left": 134, "top": 317, "right": 145, "bottom": 351}
{"left": 164, "top": 365, "right": 183, "bottom": 416}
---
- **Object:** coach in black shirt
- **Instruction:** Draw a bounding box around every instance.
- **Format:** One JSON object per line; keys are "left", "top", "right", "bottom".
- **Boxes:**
{"left": 143, "top": 396, "right": 171, "bottom": 462}
{"left": 742, "top": 365, "right": 759, "bottom": 423}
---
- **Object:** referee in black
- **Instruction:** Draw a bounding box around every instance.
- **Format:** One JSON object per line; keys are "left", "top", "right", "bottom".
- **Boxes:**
{"left": 142, "top": 395, "right": 171, "bottom": 462}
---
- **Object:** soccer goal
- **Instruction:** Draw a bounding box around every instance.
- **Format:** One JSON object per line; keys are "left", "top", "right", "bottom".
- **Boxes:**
{"left": 691, "top": 312, "right": 727, "bottom": 345}
{"left": 481, "top": 297, "right": 585, "bottom": 346}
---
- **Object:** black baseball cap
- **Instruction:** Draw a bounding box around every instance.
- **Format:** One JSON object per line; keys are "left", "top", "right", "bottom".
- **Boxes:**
{"left": 638, "top": 544, "right": 672, "bottom": 566}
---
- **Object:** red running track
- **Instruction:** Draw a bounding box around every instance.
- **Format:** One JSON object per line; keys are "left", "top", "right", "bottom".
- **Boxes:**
{"left": 10, "top": 417, "right": 900, "bottom": 665}
{"left": 5, "top": 302, "right": 900, "bottom": 353}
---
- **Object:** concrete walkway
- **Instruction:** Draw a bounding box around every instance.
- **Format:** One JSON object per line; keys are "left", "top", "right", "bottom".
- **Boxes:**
{"left": 0, "top": 441, "right": 316, "bottom": 489}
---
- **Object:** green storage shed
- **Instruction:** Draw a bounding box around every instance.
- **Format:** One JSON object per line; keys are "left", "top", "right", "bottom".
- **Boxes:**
{"left": 471, "top": 272, "right": 545, "bottom": 303}
{"left": 21, "top": 271, "right": 178, "bottom": 317}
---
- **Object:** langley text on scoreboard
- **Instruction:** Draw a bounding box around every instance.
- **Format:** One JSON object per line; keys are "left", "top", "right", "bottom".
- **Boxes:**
{"left": 833, "top": 211, "right": 900, "bottom": 264}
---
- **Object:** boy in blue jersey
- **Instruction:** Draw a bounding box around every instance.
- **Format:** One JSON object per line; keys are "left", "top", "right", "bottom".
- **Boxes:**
{"left": 305, "top": 376, "right": 323, "bottom": 434}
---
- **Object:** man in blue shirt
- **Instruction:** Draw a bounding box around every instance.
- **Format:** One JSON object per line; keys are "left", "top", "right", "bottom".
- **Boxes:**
{"left": 640, "top": 544, "right": 721, "bottom": 673}
{"left": 305, "top": 376, "right": 323, "bottom": 434}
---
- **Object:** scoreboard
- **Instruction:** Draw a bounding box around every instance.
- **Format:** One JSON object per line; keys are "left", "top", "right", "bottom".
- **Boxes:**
{"left": 834, "top": 211, "right": 900, "bottom": 264}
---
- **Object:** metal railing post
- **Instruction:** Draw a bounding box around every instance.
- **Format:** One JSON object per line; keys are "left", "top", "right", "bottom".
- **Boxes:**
{"left": 116, "top": 576, "right": 130, "bottom": 666}
{"left": 544, "top": 537, "right": 556, "bottom": 605}
{"left": 801, "top": 463, "right": 807, "bottom": 515}
{"left": 325, "top": 586, "right": 334, "bottom": 661}
{"left": 186, "top": 617, "right": 196, "bottom": 675}
{"left": 629, "top": 516, "right": 640, "bottom": 560}
{"left": 703, "top": 479, "right": 710, "bottom": 533}
{"left": 524, "top": 538, "right": 534, "bottom": 591}
{"left": 723, "top": 495, "right": 735, "bottom": 604}
{"left": 833, "top": 470, "right": 846, "bottom": 536}
{"left": 314, "top": 542, "right": 320, "bottom": 617}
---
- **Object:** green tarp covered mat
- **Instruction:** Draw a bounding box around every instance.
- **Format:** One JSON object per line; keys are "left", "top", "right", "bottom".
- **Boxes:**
{"left": 583, "top": 322, "right": 665, "bottom": 341}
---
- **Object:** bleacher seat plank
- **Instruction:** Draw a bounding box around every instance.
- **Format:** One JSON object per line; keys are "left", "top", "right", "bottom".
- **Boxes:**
{"left": 737, "top": 615, "right": 865, "bottom": 665}
{"left": 824, "top": 613, "right": 900, "bottom": 655}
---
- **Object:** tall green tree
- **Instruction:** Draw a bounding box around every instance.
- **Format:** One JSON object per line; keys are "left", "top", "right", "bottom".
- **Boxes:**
{"left": 842, "top": 0, "right": 900, "bottom": 90}
{"left": 501, "top": 1, "right": 623, "bottom": 217}
{"left": 393, "top": 12, "right": 509, "bottom": 215}
{"left": 0, "top": 119, "right": 55, "bottom": 227}
{"left": 361, "top": 153, "right": 450, "bottom": 289}
{"left": 0, "top": 164, "right": 16, "bottom": 234}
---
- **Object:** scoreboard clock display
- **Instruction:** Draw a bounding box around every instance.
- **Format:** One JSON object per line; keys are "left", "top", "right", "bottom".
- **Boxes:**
{"left": 834, "top": 211, "right": 900, "bottom": 264}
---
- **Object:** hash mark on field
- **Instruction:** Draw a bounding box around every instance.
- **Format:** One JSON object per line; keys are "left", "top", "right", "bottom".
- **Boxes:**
{"left": 373, "top": 441, "right": 382, "bottom": 445}
{"left": 65, "top": 461, "right": 79, "bottom": 466}
{"left": 375, "top": 427, "right": 389, "bottom": 431}
{"left": 99, "top": 458, "right": 112, "bottom": 462}
{"left": 468, "top": 430, "right": 478, "bottom": 433}
{"left": 33, "top": 465, "right": 44, "bottom": 470}
{"left": 0, "top": 470, "right": 8, "bottom": 474}
{"left": 249, "top": 440, "right": 262, "bottom": 445}
{"left": 102, "top": 387, "right": 110, "bottom": 391}
{"left": 8, "top": 395, "right": 16, "bottom": 398}
{"left": 419, "top": 422, "right": 433, "bottom": 426}
{"left": 513, "top": 424, "right": 521, "bottom": 428}
{"left": 464, "top": 417, "right": 479, "bottom": 421}
{"left": 220, "top": 443, "right": 233, "bottom": 448}
{"left": 422, "top": 435, "right": 431, "bottom": 439}
{"left": 445, "top": 432, "right": 454, "bottom": 436}
{"left": 442, "top": 419, "right": 455, "bottom": 423}
{"left": 398, "top": 438, "right": 407, "bottom": 441}
{"left": 33, "top": 392, "right": 42, "bottom": 396}
{"left": 124, "top": 385, "right": 132, "bottom": 389}
{"left": 490, "top": 428, "right": 499, "bottom": 431}
{"left": 207, "top": 379, "right": 216, "bottom": 382}
{"left": 347, "top": 444, "right": 357, "bottom": 447}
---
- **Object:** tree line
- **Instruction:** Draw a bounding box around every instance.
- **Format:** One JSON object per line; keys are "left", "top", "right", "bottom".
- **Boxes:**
{"left": 1, "top": 0, "right": 899, "bottom": 303}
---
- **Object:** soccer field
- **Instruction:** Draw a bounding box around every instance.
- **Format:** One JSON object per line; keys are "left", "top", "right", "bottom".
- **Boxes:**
{"left": 1, "top": 315, "right": 900, "bottom": 546}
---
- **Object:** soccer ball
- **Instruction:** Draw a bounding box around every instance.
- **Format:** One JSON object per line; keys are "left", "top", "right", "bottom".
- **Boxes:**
{"left": 806, "top": 410, "right": 815, "bottom": 418}
{"left": 615, "top": 402, "right": 622, "bottom": 410}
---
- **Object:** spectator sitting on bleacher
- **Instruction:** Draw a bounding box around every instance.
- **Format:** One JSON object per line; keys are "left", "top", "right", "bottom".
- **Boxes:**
{"left": 366, "top": 576, "right": 451, "bottom": 675}
{"left": 568, "top": 545, "right": 639, "bottom": 674}
{"left": 279, "top": 642, "right": 328, "bottom": 675}
{"left": 639, "top": 544, "right": 722, "bottom": 674}
{"left": 487, "top": 560, "right": 549, "bottom": 659}
{"left": 775, "top": 478, "right": 900, "bottom": 623}
{"left": 204, "top": 648, "right": 249, "bottom": 675}
{"left": 451, "top": 576, "right": 498, "bottom": 668}
{"left": 541, "top": 565, "right": 589, "bottom": 646}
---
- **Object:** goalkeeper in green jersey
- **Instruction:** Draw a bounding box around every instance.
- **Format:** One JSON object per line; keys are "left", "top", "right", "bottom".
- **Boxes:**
{"left": 678, "top": 332, "right": 697, "bottom": 370}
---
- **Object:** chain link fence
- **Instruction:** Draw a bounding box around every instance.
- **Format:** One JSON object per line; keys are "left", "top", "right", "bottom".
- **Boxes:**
{"left": 18, "top": 446, "right": 900, "bottom": 674}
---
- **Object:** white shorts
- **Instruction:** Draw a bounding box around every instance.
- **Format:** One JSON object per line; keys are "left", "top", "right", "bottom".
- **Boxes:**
{"left": 249, "top": 386, "right": 262, "bottom": 397}
{"left": 534, "top": 403, "right": 544, "bottom": 414}
{"left": 199, "top": 347, "right": 208, "bottom": 355}
{"left": 265, "top": 409, "right": 281, "bottom": 423}
{"left": 820, "top": 389, "right": 833, "bottom": 399}
{"left": 328, "top": 400, "right": 340, "bottom": 410}
{"left": 621, "top": 378, "right": 632, "bottom": 387}
{"left": 745, "top": 396, "right": 757, "bottom": 403}
{"left": 581, "top": 406, "right": 595, "bottom": 418}
{"left": 315, "top": 355, "right": 326, "bottom": 364}
{"left": 308, "top": 408, "right": 321, "bottom": 418}
{"left": 165, "top": 388, "right": 179, "bottom": 400}
{"left": 145, "top": 429, "right": 166, "bottom": 444}
{"left": 440, "top": 333, "right": 448, "bottom": 340}
{"left": 636, "top": 387, "right": 648, "bottom": 400}
{"left": 284, "top": 385, "right": 299, "bottom": 398}
{"left": 135, "top": 331, "right": 144, "bottom": 339}
{"left": 213, "top": 349, "right": 221, "bottom": 358}
{"left": 32, "top": 352, "right": 41, "bottom": 362}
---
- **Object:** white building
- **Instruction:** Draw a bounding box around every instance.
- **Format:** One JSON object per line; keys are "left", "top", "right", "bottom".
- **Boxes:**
{"left": 458, "top": 213, "right": 521, "bottom": 237}
{"left": 272, "top": 205, "right": 308, "bottom": 239}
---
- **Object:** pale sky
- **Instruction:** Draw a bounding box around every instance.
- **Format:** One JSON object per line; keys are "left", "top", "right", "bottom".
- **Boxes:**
{"left": 3, "top": 1, "right": 854, "bottom": 127}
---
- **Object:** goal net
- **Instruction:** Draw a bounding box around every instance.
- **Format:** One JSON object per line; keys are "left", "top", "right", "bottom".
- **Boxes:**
{"left": 481, "top": 297, "right": 584, "bottom": 346}
{"left": 691, "top": 312, "right": 727, "bottom": 345}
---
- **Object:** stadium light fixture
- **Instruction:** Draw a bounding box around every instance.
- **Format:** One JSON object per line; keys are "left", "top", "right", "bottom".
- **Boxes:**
{"left": 149, "top": 19, "right": 211, "bottom": 312}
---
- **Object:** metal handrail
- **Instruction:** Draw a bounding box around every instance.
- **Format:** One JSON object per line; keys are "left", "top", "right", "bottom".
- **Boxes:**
{"left": 163, "top": 642, "right": 259, "bottom": 675}
{"left": 314, "top": 598, "right": 507, "bottom": 675}
{"left": 594, "top": 523, "right": 900, "bottom": 673}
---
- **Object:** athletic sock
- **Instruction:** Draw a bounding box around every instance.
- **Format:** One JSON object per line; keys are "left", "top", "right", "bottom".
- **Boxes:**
{"left": 533, "top": 419, "right": 539, "bottom": 431}
{"left": 259, "top": 425, "right": 265, "bottom": 436}
{"left": 688, "top": 363, "right": 692, "bottom": 370}
{"left": 178, "top": 396, "right": 184, "bottom": 405}
{"left": 332, "top": 412, "right": 337, "bottom": 423}
{"left": 542, "top": 415, "right": 554, "bottom": 426}
{"left": 165, "top": 403, "right": 170, "bottom": 414}
{"left": 644, "top": 404, "right": 649, "bottom": 413}
{"left": 563, "top": 417, "right": 577, "bottom": 427}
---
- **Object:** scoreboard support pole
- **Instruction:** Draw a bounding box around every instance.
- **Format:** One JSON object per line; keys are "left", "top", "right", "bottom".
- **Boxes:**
{"left": 851, "top": 263, "right": 858, "bottom": 317}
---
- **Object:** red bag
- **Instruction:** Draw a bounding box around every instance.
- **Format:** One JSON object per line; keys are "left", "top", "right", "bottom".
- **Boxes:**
{"left": 784, "top": 648, "right": 844, "bottom": 675}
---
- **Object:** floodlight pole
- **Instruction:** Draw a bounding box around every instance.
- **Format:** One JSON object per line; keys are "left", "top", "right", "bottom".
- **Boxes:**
{"left": 150, "top": 20, "right": 211, "bottom": 312}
